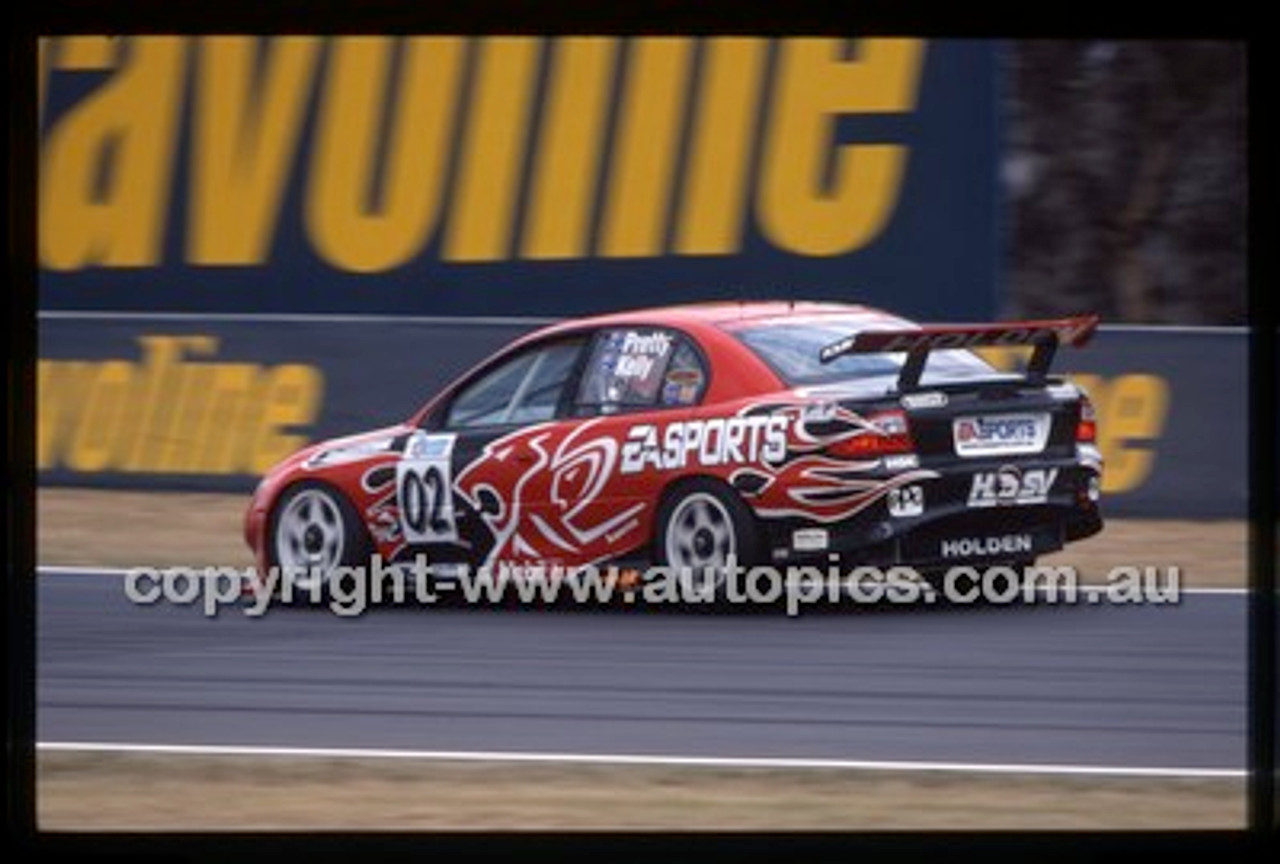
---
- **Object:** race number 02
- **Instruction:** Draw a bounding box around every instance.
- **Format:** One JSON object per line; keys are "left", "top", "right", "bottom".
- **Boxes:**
{"left": 397, "top": 432, "right": 458, "bottom": 543}
{"left": 401, "top": 464, "right": 450, "bottom": 537}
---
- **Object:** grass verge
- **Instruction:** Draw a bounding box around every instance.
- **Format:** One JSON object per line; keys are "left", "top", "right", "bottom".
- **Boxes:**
{"left": 38, "top": 751, "right": 1243, "bottom": 831}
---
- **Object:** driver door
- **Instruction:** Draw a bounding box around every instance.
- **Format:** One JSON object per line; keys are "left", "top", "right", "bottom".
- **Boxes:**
{"left": 396, "top": 335, "right": 589, "bottom": 568}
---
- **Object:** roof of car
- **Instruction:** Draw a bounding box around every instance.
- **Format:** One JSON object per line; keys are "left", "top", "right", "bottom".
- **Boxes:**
{"left": 534, "top": 300, "right": 900, "bottom": 335}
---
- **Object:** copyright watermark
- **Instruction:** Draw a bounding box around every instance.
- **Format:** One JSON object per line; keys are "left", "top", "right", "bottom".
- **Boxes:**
{"left": 123, "top": 555, "right": 1184, "bottom": 619}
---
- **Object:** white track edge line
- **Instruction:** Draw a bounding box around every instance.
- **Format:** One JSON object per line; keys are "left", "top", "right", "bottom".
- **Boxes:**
{"left": 38, "top": 565, "right": 138, "bottom": 576}
{"left": 35, "top": 741, "right": 1243, "bottom": 779}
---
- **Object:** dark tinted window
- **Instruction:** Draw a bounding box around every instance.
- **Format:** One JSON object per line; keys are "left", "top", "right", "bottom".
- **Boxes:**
{"left": 446, "top": 338, "right": 585, "bottom": 428}
{"left": 734, "top": 320, "right": 996, "bottom": 386}
{"left": 576, "top": 328, "right": 705, "bottom": 414}
{"left": 657, "top": 340, "right": 707, "bottom": 407}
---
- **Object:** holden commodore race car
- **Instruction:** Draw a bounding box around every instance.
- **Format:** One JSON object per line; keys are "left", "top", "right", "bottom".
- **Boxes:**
{"left": 244, "top": 301, "right": 1104, "bottom": 598}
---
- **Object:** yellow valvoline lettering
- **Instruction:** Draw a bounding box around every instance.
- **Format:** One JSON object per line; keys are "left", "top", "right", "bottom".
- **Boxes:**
{"left": 40, "top": 37, "right": 185, "bottom": 270}
{"left": 36, "top": 360, "right": 99, "bottom": 470}
{"left": 308, "top": 37, "right": 465, "bottom": 271}
{"left": 161, "top": 361, "right": 215, "bottom": 473}
{"left": 37, "top": 336, "right": 324, "bottom": 476}
{"left": 194, "top": 364, "right": 261, "bottom": 473}
{"left": 521, "top": 38, "right": 617, "bottom": 260}
{"left": 598, "top": 38, "right": 694, "bottom": 258}
{"left": 443, "top": 37, "right": 541, "bottom": 262}
{"left": 188, "top": 36, "right": 320, "bottom": 265}
{"left": 758, "top": 38, "right": 925, "bottom": 256}
{"left": 55, "top": 35, "right": 119, "bottom": 70}
{"left": 253, "top": 365, "right": 325, "bottom": 473}
{"left": 122, "top": 335, "right": 216, "bottom": 471}
{"left": 1074, "top": 374, "right": 1170, "bottom": 494}
{"left": 675, "top": 38, "right": 767, "bottom": 256}
{"left": 67, "top": 361, "right": 135, "bottom": 471}
{"left": 40, "top": 35, "right": 935, "bottom": 272}
{"left": 971, "top": 345, "right": 1024, "bottom": 372}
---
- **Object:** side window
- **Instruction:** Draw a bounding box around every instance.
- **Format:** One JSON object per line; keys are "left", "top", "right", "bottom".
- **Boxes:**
{"left": 445, "top": 338, "right": 585, "bottom": 429}
{"left": 505, "top": 340, "right": 584, "bottom": 424}
{"left": 659, "top": 339, "right": 708, "bottom": 407}
{"left": 576, "top": 329, "right": 706, "bottom": 415}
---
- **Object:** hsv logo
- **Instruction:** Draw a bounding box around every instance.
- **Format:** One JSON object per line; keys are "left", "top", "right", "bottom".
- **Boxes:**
{"left": 968, "top": 466, "right": 1058, "bottom": 508}
{"left": 953, "top": 413, "right": 1049, "bottom": 457}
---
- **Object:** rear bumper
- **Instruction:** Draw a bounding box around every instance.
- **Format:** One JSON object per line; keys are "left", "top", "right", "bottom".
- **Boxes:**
{"left": 761, "top": 456, "right": 1103, "bottom": 568}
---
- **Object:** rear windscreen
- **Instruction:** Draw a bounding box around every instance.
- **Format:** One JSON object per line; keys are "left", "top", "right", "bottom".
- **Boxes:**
{"left": 732, "top": 320, "right": 997, "bottom": 386}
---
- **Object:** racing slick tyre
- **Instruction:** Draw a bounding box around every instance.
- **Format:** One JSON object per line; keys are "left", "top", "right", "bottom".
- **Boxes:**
{"left": 267, "top": 481, "right": 372, "bottom": 606}
{"left": 654, "top": 478, "right": 764, "bottom": 606}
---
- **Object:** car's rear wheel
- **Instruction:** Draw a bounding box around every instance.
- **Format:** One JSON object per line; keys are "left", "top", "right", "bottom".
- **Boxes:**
{"left": 655, "top": 479, "right": 762, "bottom": 603}
{"left": 269, "top": 482, "right": 370, "bottom": 604}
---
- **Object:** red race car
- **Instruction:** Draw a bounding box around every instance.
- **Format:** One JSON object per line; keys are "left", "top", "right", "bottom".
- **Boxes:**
{"left": 244, "top": 301, "right": 1103, "bottom": 597}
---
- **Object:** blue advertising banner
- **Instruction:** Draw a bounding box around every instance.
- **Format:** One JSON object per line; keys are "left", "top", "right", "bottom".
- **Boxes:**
{"left": 977, "top": 327, "right": 1247, "bottom": 520}
{"left": 38, "top": 37, "right": 1001, "bottom": 320}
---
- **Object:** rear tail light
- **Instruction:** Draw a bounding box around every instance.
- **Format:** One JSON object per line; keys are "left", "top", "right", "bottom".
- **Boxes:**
{"left": 1076, "top": 396, "right": 1097, "bottom": 443}
{"left": 828, "top": 409, "right": 914, "bottom": 458}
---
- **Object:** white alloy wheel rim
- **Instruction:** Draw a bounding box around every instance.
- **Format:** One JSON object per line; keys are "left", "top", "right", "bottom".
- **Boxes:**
{"left": 275, "top": 488, "right": 346, "bottom": 593}
{"left": 665, "top": 492, "right": 736, "bottom": 598}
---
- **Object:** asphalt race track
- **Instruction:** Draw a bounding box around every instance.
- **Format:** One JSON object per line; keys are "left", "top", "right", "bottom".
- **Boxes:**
{"left": 36, "top": 572, "right": 1245, "bottom": 771}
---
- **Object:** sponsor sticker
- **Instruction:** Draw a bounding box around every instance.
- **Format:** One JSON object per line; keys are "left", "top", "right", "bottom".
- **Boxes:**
{"left": 901, "top": 391, "right": 948, "bottom": 410}
{"left": 953, "top": 412, "right": 1049, "bottom": 457}
{"left": 661, "top": 368, "right": 703, "bottom": 406}
{"left": 882, "top": 453, "right": 920, "bottom": 471}
{"left": 407, "top": 432, "right": 452, "bottom": 460}
{"left": 801, "top": 402, "right": 839, "bottom": 422}
{"left": 887, "top": 484, "right": 924, "bottom": 517}
{"left": 968, "top": 465, "right": 1058, "bottom": 507}
{"left": 792, "top": 528, "right": 829, "bottom": 551}
{"left": 620, "top": 416, "right": 789, "bottom": 474}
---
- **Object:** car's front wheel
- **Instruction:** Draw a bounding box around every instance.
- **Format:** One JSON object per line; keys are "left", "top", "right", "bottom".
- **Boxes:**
{"left": 655, "top": 479, "right": 762, "bottom": 603}
{"left": 268, "top": 481, "right": 370, "bottom": 604}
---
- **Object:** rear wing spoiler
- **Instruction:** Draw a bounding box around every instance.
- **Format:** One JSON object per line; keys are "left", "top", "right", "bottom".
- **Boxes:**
{"left": 818, "top": 315, "right": 1100, "bottom": 392}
